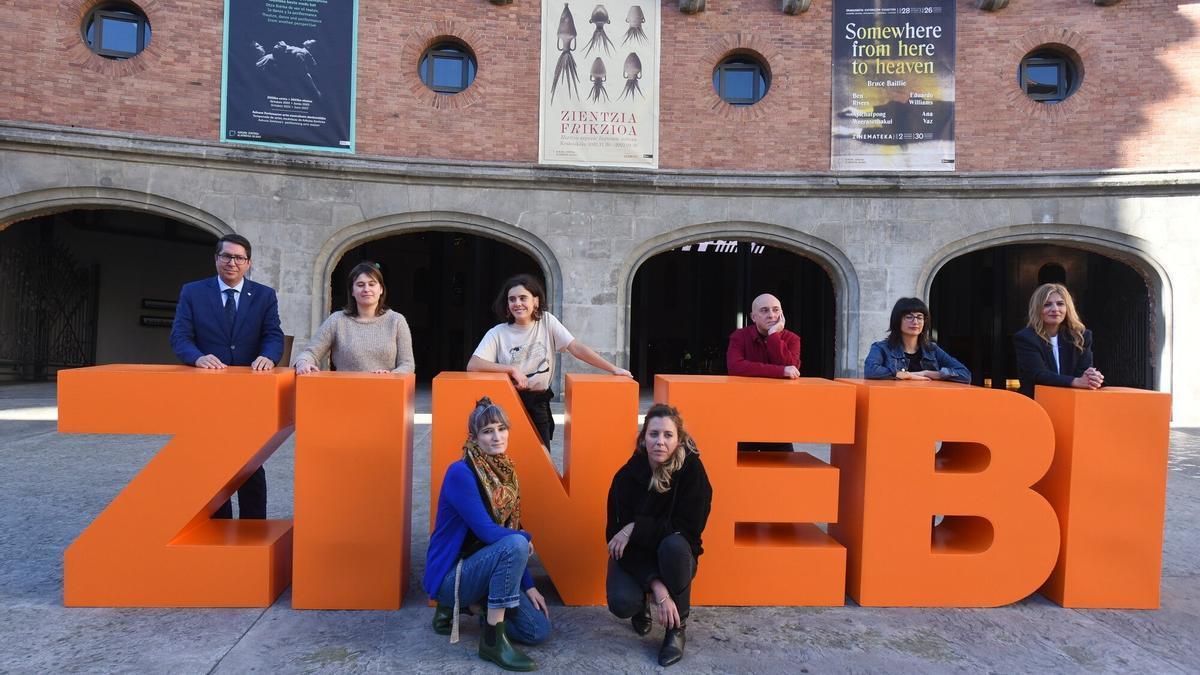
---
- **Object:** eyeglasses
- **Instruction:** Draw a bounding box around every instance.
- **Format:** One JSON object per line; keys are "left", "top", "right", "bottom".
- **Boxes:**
{"left": 217, "top": 253, "right": 250, "bottom": 265}
{"left": 903, "top": 313, "right": 925, "bottom": 323}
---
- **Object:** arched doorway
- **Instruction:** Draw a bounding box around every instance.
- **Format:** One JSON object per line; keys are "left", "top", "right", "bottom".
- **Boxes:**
{"left": 0, "top": 209, "right": 218, "bottom": 379}
{"left": 929, "top": 243, "right": 1153, "bottom": 390}
{"left": 629, "top": 239, "right": 836, "bottom": 382}
{"left": 331, "top": 231, "right": 544, "bottom": 380}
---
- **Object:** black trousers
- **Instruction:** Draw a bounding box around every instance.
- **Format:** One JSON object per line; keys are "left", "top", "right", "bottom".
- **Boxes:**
{"left": 606, "top": 534, "right": 697, "bottom": 620}
{"left": 519, "top": 389, "right": 555, "bottom": 446}
{"left": 214, "top": 466, "right": 266, "bottom": 519}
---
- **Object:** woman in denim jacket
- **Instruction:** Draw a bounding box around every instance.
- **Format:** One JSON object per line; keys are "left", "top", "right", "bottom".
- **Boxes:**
{"left": 864, "top": 297, "right": 971, "bottom": 383}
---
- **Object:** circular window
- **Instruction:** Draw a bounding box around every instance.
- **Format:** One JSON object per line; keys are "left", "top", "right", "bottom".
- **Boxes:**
{"left": 712, "top": 54, "right": 770, "bottom": 106}
{"left": 83, "top": 3, "right": 152, "bottom": 60}
{"left": 419, "top": 41, "right": 478, "bottom": 94}
{"left": 1018, "top": 48, "right": 1081, "bottom": 103}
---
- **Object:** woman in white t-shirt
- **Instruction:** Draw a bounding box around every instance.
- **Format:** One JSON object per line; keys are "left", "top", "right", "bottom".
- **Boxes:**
{"left": 468, "top": 273, "right": 631, "bottom": 445}
{"left": 1012, "top": 283, "right": 1103, "bottom": 398}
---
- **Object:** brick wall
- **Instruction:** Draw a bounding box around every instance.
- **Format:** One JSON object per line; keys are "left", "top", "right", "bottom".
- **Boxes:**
{"left": 2, "top": 0, "right": 1197, "bottom": 171}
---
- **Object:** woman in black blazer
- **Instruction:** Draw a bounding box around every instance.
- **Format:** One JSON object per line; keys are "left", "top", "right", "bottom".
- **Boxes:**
{"left": 1012, "top": 283, "right": 1104, "bottom": 397}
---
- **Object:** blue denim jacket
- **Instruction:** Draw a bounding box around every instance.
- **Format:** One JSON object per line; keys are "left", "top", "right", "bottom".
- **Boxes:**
{"left": 863, "top": 340, "right": 972, "bottom": 384}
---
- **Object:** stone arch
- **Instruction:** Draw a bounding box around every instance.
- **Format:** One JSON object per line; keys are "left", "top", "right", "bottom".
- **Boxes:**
{"left": 0, "top": 187, "right": 230, "bottom": 371}
{"left": 918, "top": 224, "right": 1172, "bottom": 392}
{"left": 0, "top": 186, "right": 231, "bottom": 237}
{"left": 311, "top": 211, "right": 562, "bottom": 334}
{"left": 619, "top": 221, "right": 860, "bottom": 376}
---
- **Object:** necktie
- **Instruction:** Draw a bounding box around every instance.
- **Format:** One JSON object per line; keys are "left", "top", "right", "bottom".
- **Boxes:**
{"left": 224, "top": 288, "right": 237, "bottom": 330}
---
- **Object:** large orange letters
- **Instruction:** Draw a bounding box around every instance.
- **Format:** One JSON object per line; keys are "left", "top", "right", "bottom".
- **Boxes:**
{"left": 431, "top": 373, "right": 638, "bottom": 605}
{"left": 831, "top": 380, "right": 1060, "bottom": 606}
{"left": 1034, "top": 386, "right": 1171, "bottom": 608}
{"left": 654, "top": 375, "right": 856, "bottom": 605}
{"left": 59, "top": 365, "right": 294, "bottom": 607}
{"left": 57, "top": 367, "right": 1171, "bottom": 609}
{"left": 292, "top": 372, "right": 414, "bottom": 609}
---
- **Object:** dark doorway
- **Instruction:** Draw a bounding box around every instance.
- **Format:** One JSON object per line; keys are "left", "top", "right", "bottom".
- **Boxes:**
{"left": 929, "top": 244, "right": 1152, "bottom": 390}
{"left": 0, "top": 209, "right": 216, "bottom": 380}
{"left": 332, "top": 231, "right": 543, "bottom": 381}
{"left": 629, "top": 239, "right": 836, "bottom": 382}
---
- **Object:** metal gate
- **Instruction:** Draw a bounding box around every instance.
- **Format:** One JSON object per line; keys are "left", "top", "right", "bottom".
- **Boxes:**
{"left": 0, "top": 227, "right": 99, "bottom": 379}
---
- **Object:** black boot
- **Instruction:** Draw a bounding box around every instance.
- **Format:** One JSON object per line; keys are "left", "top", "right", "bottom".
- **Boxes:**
{"left": 658, "top": 620, "right": 686, "bottom": 667}
{"left": 432, "top": 603, "right": 453, "bottom": 635}
{"left": 630, "top": 604, "right": 652, "bottom": 636}
{"left": 479, "top": 620, "right": 537, "bottom": 672}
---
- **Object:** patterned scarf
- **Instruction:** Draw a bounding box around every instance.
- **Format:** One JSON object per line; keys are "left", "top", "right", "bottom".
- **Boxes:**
{"left": 463, "top": 440, "right": 521, "bottom": 529}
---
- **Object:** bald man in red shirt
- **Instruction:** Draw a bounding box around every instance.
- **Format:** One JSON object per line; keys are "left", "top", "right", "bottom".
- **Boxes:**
{"left": 726, "top": 293, "right": 801, "bottom": 379}
{"left": 726, "top": 293, "right": 801, "bottom": 451}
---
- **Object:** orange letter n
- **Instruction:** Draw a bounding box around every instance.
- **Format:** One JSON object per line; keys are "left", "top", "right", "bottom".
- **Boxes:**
{"left": 432, "top": 373, "right": 638, "bottom": 605}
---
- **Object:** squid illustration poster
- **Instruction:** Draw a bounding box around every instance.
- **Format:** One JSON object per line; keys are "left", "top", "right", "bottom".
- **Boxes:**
{"left": 831, "top": 0, "right": 955, "bottom": 171}
{"left": 538, "top": 1, "right": 660, "bottom": 168}
{"left": 220, "top": 0, "right": 358, "bottom": 152}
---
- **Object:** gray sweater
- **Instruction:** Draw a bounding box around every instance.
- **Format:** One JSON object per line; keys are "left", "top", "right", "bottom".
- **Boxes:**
{"left": 294, "top": 310, "right": 415, "bottom": 373}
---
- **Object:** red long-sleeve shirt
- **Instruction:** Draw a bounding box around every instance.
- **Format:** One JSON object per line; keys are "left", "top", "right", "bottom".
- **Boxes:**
{"left": 725, "top": 325, "right": 801, "bottom": 378}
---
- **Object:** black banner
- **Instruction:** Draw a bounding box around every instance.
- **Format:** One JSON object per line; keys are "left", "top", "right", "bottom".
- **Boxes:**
{"left": 221, "top": 0, "right": 357, "bottom": 152}
{"left": 831, "top": 0, "right": 955, "bottom": 171}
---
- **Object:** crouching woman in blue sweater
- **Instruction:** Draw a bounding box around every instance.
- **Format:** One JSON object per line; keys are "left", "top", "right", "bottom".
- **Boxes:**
{"left": 425, "top": 397, "right": 550, "bottom": 671}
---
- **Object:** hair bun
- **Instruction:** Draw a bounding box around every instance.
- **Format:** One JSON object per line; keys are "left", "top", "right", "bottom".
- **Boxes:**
{"left": 474, "top": 396, "right": 494, "bottom": 409}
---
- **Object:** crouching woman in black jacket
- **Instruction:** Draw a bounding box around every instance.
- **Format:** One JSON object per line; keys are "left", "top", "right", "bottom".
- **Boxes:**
{"left": 605, "top": 404, "right": 713, "bottom": 667}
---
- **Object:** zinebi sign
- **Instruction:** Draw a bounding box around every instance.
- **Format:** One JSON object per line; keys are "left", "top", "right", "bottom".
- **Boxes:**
{"left": 58, "top": 367, "right": 1169, "bottom": 610}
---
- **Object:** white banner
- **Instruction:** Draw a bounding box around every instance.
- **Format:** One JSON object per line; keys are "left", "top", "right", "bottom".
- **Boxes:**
{"left": 539, "top": 1, "right": 660, "bottom": 168}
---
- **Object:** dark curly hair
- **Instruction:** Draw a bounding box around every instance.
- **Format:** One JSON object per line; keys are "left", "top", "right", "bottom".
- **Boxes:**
{"left": 492, "top": 273, "right": 547, "bottom": 324}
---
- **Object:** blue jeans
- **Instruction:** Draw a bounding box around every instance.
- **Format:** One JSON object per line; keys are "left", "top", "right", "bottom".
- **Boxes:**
{"left": 435, "top": 533, "right": 550, "bottom": 645}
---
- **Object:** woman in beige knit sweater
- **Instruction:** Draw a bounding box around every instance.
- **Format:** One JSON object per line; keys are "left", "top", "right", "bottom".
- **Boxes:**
{"left": 293, "top": 262, "right": 415, "bottom": 374}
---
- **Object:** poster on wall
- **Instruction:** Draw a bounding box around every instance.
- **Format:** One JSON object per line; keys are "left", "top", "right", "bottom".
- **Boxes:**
{"left": 831, "top": 0, "right": 955, "bottom": 171}
{"left": 538, "top": 1, "right": 660, "bottom": 168}
{"left": 220, "top": 0, "right": 358, "bottom": 152}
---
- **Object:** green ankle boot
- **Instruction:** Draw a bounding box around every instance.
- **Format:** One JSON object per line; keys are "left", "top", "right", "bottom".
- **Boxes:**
{"left": 432, "top": 604, "right": 453, "bottom": 635}
{"left": 478, "top": 620, "right": 537, "bottom": 671}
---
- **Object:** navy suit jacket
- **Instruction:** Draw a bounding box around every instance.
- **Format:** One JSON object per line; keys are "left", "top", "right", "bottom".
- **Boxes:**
{"left": 170, "top": 276, "right": 284, "bottom": 367}
{"left": 1013, "top": 326, "right": 1094, "bottom": 398}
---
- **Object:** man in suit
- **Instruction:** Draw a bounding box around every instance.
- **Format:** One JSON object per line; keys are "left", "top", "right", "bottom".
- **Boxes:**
{"left": 170, "top": 233, "right": 284, "bottom": 519}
